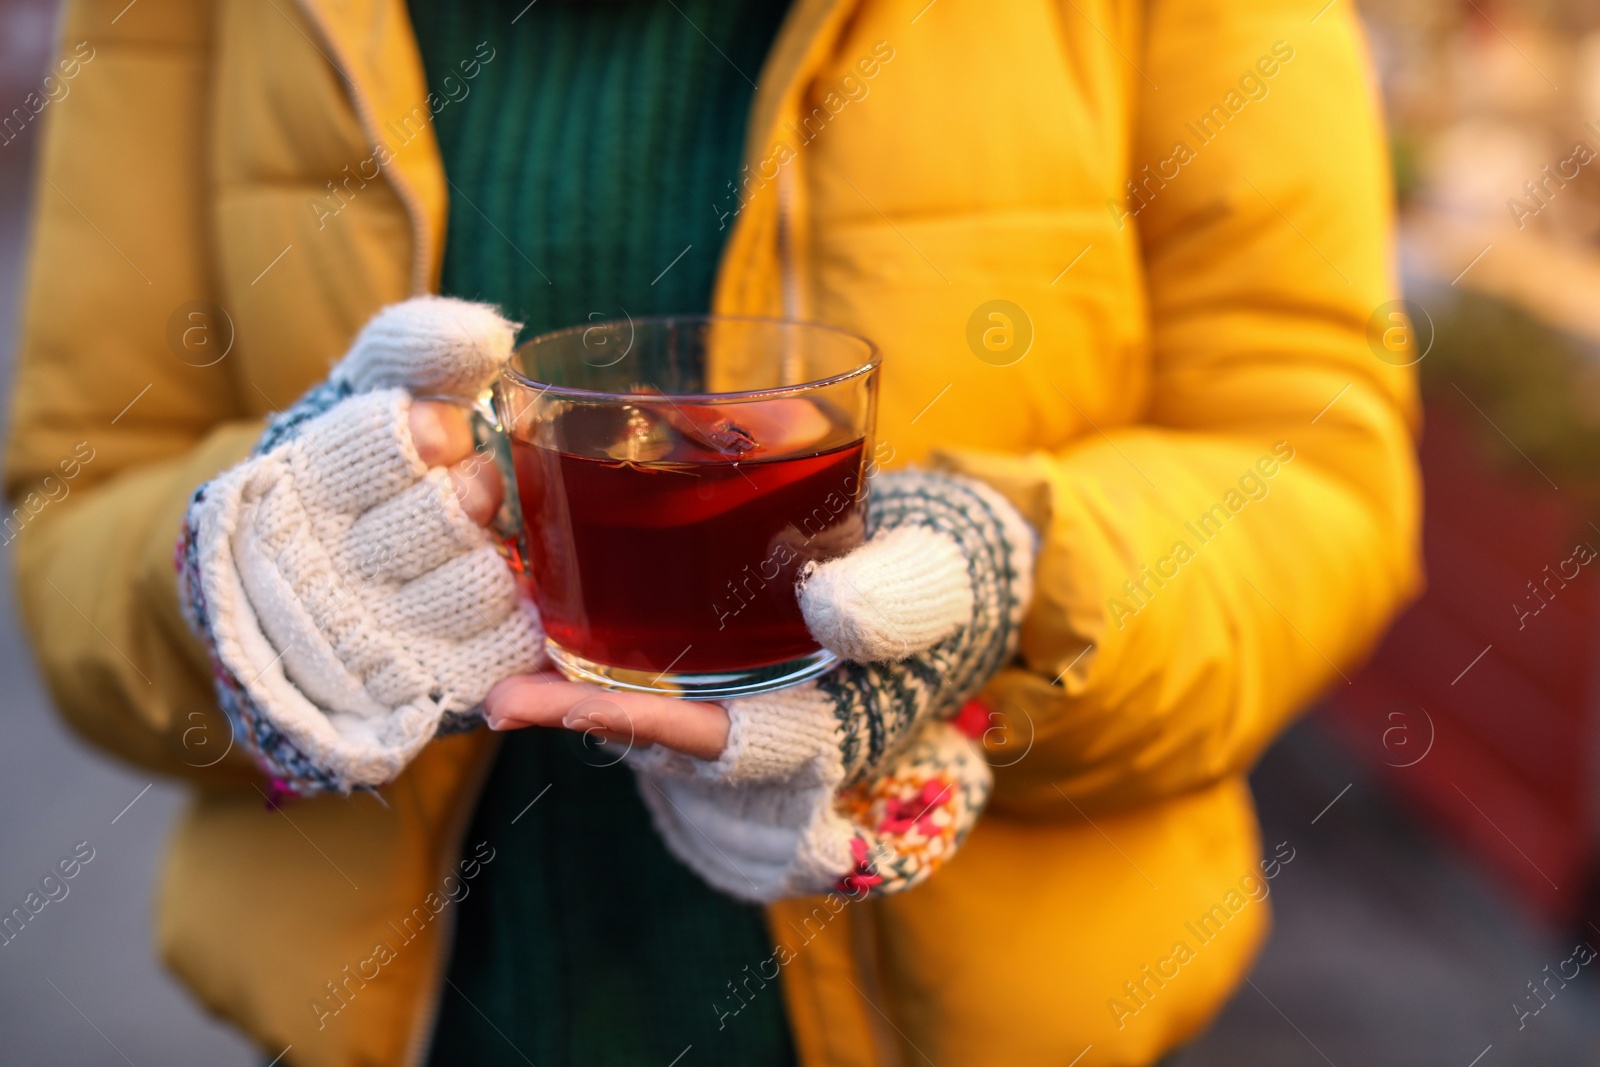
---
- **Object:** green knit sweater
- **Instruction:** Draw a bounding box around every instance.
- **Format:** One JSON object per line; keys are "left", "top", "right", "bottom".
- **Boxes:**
{"left": 406, "top": 1, "right": 797, "bottom": 1063}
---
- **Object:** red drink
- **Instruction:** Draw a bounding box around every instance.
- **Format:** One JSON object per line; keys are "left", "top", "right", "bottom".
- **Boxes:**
{"left": 511, "top": 411, "right": 867, "bottom": 674}
{"left": 497, "top": 315, "right": 879, "bottom": 696}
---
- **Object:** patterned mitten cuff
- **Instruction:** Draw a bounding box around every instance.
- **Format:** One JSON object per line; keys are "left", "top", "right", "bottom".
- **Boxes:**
{"left": 629, "top": 469, "right": 1035, "bottom": 900}
{"left": 177, "top": 297, "right": 543, "bottom": 795}
{"left": 634, "top": 716, "right": 991, "bottom": 902}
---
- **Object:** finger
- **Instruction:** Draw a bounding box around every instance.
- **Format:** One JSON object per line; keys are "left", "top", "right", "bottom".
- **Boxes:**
{"left": 482, "top": 672, "right": 580, "bottom": 729}
{"left": 484, "top": 674, "right": 730, "bottom": 760}
{"left": 576, "top": 691, "right": 730, "bottom": 761}
{"left": 377, "top": 545, "right": 518, "bottom": 638}
{"left": 410, "top": 400, "right": 477, "bottom": 468}
{"left": 295, "top": 391, "right": 422, "bottom": 516}
{"left": 448, "top": 452, "right": 503, "bottom": 526}
{"left": 800, "top": 524, "right": 971, "bottom": 662}
{"left": 338, "top": 469, "right": 485, "bottom": 582}
{"left": 338, "top": 297, "right": 518, "bottom": 396}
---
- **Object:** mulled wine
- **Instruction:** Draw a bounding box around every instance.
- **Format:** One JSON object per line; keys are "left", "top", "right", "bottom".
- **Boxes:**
{"left": 496, "top": 315, "right": 879, "bottom": 697}
{"left": 511, "top": 399, "right": 867, "bottom": 676}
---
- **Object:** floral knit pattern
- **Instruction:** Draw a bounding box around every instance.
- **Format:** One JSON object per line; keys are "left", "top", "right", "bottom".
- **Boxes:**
{"left": 833, "top": 714, "right": 992, "bottom": 896}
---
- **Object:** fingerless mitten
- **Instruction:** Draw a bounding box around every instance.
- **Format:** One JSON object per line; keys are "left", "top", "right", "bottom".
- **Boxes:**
{"left": 631, "top": 470, "right": 1036, "bottom": 900}
{"left": 177, "top": 297, "right": 542, "bottom": 794}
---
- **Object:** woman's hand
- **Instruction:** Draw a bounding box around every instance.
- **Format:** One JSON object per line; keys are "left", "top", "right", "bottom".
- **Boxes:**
{"left": 178, "top": 296, "right": 545, "bottom": 795}
{"left": 484, "top": 469, "right": 1036, "bottom": 777}
{"left": 492, "top": 470, "right": 1035, "bottom": 903}
{"left": 484, "top": 673, "right": 731, "bottom": 761}
{"left": 433, "top": 378, "right": 729, "bottom": 768}
{"left": 410, "top": 400, "right": 503, "bottom": 526}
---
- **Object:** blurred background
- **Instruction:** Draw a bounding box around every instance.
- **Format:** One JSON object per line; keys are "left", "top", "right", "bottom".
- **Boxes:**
{"left": 5, "top": 0, "right": 1600, "bottom": 1063}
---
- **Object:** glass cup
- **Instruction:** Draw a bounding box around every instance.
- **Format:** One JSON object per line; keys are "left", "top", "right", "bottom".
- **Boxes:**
{"left": 492, "top": 316, "right": 880, "bottom": 699}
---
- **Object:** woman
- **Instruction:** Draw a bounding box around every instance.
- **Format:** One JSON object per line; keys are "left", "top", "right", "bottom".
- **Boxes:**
{"left": 7, "top": 0, "right": 1419, "bottom": 1064}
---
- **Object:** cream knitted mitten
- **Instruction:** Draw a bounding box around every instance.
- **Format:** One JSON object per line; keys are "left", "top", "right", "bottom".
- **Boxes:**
{"left": 631, "top": 471, "right": 1036, "bottom": 901}
{"left": 177, "top": 297, "right": 543, "bottom": 795}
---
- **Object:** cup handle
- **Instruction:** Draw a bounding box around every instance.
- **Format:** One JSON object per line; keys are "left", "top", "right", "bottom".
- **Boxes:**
{"left": 415, "top": 388, "right": 529, "bottom": 574}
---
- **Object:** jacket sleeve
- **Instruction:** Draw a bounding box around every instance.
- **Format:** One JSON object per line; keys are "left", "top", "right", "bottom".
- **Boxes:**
{"left": 5, "top": 0, "right": 262, "bottom": 784}
{"left": 934, "top": 0, "right": 1422, "bottom": 813}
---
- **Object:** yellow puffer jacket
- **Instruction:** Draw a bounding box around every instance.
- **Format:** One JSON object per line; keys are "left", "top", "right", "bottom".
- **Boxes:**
{"left": 6, "top": 0, "right": 1418, "bottom": 1063}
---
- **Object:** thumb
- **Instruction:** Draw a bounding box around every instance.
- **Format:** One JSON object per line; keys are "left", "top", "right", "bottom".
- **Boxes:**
{"left": 799, "top": 524, "right": 972, "bottom": 662}
{"left": 334, "top": 296, "right": 519, "bottom": 398}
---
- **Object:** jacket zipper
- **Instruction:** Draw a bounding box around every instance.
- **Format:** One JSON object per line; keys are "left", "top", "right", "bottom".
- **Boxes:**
{"left": 399, "top": 737, "right": 502, "bottom": 1067}
{"left": 773, "top": 153, "right": 806, "bottom": 389}
{"left": 776, "top": 162, "right": 801, "bottom": 321}
{"left": 291, "top": 0, "right": 435, "bottom": 297}
{"left": 280, "top": 13, "right": 467, "bottom": 1060}
{"left": 282, "top": 7, "right": 800, "bottom": 1063}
